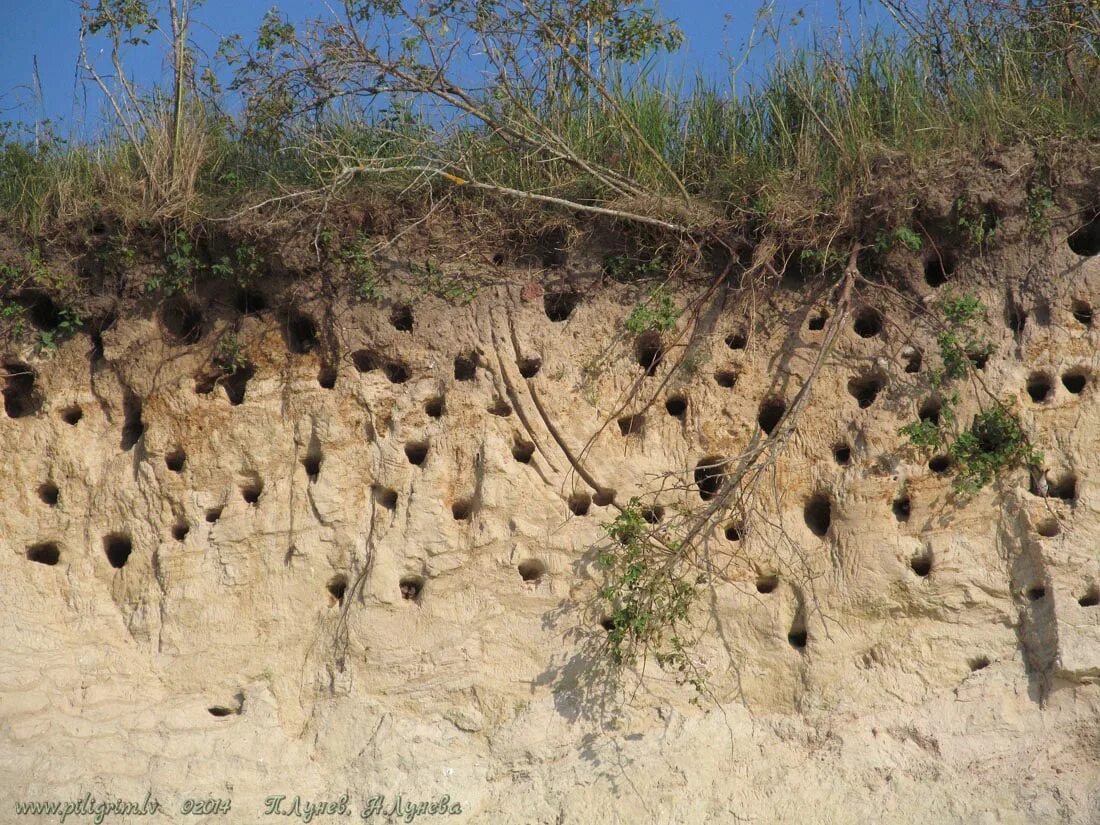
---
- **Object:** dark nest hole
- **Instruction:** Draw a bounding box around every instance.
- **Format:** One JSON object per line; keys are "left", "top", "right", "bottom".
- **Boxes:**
{"left": 518, "top": 356, "right": 542, "bottom": 378}
{"left": 918, "top": 397, "right": 942, "bottom": 425}
{"left": 492, "top": 252, "right": 506, "bottom": 266}
{"left": 518, "top": 559, "right": 546, "bottom": 583}
{"left": 424, "top": 396, "right": 445, "bottom": 418}
{"left": 641, "top": 506, "right": 664, "bottom": 524}
{"left": 617, "top": 414, "right": 644, "bottom": 436}
{"left": 665, "top": 395, "right": 687, "bottom": 418}
{"left": 1062, "top": 368, "right": 1088, "bottom": 394}
{"left": 284, "top": 312, "right": 318, "bottom": 355}
{"left": 452, "top": 498, "right": 472, "bottom": 521}
{"left": 787, "top": 628, "right": 808, "bottom": 650}
{"left": 390, "top": 305, "right": 414, "bottom": 332}
{"left": 17, "top": 290, "right": 62, "bottom": 331}
{"left": 544, "top": 290, "right": 580, "bottom": 322}
{"left": 853, "top": 307, "right": 883, "bottom": 338}
{"left": 804, "top": 493, "right": 832, "bottom": 537}
{"left": 832, "top": 443, "right": 851, "bottom": 466}
{"left": 165, "top": 448, "right": 186, "bottom": 473}
{"left": 1068, "top": 210, "right": 1100, "bottom": 256}
{"left": 923, "top": 252, "right": 956, "bottom": 288}
{"left": 160, "top": 297, "right": 203, "bottom": 344}
{"left": 969, "top": 656, "right": 990, "bottom": 672}
{"left": 374, "top": 486, "right": 398, "bottom": 510}
{"left": 405, "top": 441, "right": 429, "bottom": 466}
{"left": 61, "top": 404, "right": 83, "bottom": 425}
{"left": 4, "top": 362, "right": 41, "bottom": 418}
{"left": 568, "top": 492, "right": 591, "bottom": 516}
{"left": 103, "top": 534, "right": 133, "bottom": 569}
{"left": 1026, "top": 585, "right": 1046, "bottom": 602}
{"left": 715, "top": 370, "right": 737, "bottom": 388}
{"left": 929, "top": 454, "right": 952, "bottom": 474}
{"left": 223, "top": 365, "right": 254, "bottom": 405}
{"left": 725, "top": 330, "right": 748, "bottom": 350}
{"left": 512, "top": 438, "right": 535, "bottom": 464}
{"left": 725, "top": 522, "right": 743, "bottom": 541}
{"left": 383, "top": 361, "right": 409, "bottom": 384}
{"left": 1078, "top": 587, "right": 1100, "bottom": 608}
{"left": 399, "top": 575, "right": 425, "bottom": 602}
{"left": 327, "top": 574, "right": 348, "bottom": 605}
{"left": 968, "top": 349, "right": 990, "bottom": 371}
{"left": 910, "top": 551, "right": 932, "bottom": 577}
{"left": 1036, "top": 518, "right": 1060, "bottom": 538}
{"left": 1072, "top": 299, "right": 1093, "bottom": 327}
{"left": 241, "top": 479, "right": 263, "bottom": 505}
{"left": 902, "top": 347, "right": 922, "bottom": 374}
{"left": 848, "top": 373, "right": 886, "bottom": 409}
{"left": 1027, "top": 372, "right": 1053, "bottom": 402}
{"left": 27, "top": 542, "right": 60, "bottom": 566}
{"left": 808, "top": 312, "right": 828, "bottom": 331}
{"left": 207, "top": 706, "right": 237, "bottom": 718}
{"left": 120, "top": 393, "right": 145, "bottom": 451}
{"left": 1048, "top": 472, "right": 1077, "bottom": 501}
{"left": 172, "top": 522, "right": 189, "bottom": 541}
{"left": 757, "top": 398, "right": 786, "bottom": 434}
{"left": 234, "top": 287, "right": 267, "bottom": 315}
{"left": 351, "top": 350, "right": 377, "bottom": 373}
{"left": 38, "top": 481, "right": 59, "bottom": 506}
{"left": 634, "top": 331, "right": 663, "bottom": 376}
{"left": 694, "top": 456, "right": 728, "bottom": 501}
{"left": 488, "top": 398, "right": 512, "bottom": 417}
{"left": 593, "top": 488, "right": 616, "bottom": 507}
{"left": 302, "top": 451, "right": 321, "bottom": 481}
{"left": 893, "top": 495, "right": 911, "bottom": 523}
{"left": 205, "top": 507, "right": 223, "bottom": 524}
{"left": 756, "top": 574, "right": 778, "bottom": 594}
{"left": 454, "top": 352, "right": 479, "bottom": 381}
{"left": 317, "top": 365, "right": 337, "bottom": 389}
{"left": 1005, "top": 301, "right": 1027, "bottom": 334}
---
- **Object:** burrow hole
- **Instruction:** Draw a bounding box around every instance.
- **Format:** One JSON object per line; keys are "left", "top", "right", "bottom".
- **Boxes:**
{"left": 804, "top": 493, "right": 832, "bottom": 537}
{"left": 205, "top": 507, "right": 223, "bottom": 524}
{"left": 351, "top": 350, "right": 376, "bottom": 373}
{"left": 37, "top": 481, "right": 59, "bottom": 506}
{"left": 240, "top": 477, "right": 263, "bottom": 505}
{"left": 518, "top": 559, "right": 546, "bottom": 583}
{"left": 902, "top": 347, "right": 922, "bottom": 374}
{"left": 374, "top": 486, "right": 398, "bottom": 510}
{"left": 160, "top": 297, "right": 203, "bottom": 344}
{"left": 1036, "top": 518, "right": 1060, "bottom": 538}
{"left": 165, "top": 448, "right": 186, "bottom": 473}
{"left": 1026, "top": 585, "right": 1046, "bottom": 601}
{"left": 725, "top": 330, "right": 747, "bottom": 350}
{"left": 694, "top": 456, "right": 728, "bottom": 501}
{"left": 808, "top": 312, "right": 828, "bottom": 331}
{"left": 919, "top": 397, "right": 941, "bottom": 426}
{"left": 893, "top": 495, "right": 911, "bottom": 523}
{"left": 399, "top": 575, "right": 424, "bottom": 602}
{"left": 1027, "top": 372, "right": 1053, "bottom": 402}
{"left": 568, "top": 492, "right": 591, "bottom": 516}
{"left": 1068, "top": 211, "right": 1100, "bottom": 256}
{"left": 284, "top": 312, "right": 318, "bottom": 355}
{"left": 756, "top": 574, "right": 778, "bottom": 594}
{"left": 968, "top": 349, "right": 990, "bottom": 370}
{"left": 544, "top": 291, "right": 579, "bottom": 322}
{"left": 642, "top": 506, "right": 664, "bottom": 524}
{"left": 1062, "top": 368, "right": 1088, "bottom": 394}
{"left": 594, "top": 488, "right": 616, "bottom": 507}
{"left": 618, "top": 414, "right": 644, "bottom": 436}
{"left": 27, "top": 542, "right": 60, "bottom": 566}
{"left": 19, "top": 290, "right": 62, "bottom": 331}
{"left": 1048, "top": 472, "right": 1077, "bottom": 501}
{"left": 725, "top": 522, "right": 743, "bottom": 541}
{"left": 318, "top": 365, "right": 337, "bottom": 390}
{"left": 405, "top": 441, "right": 428, "bottom": 466}
{"left": 512, "top": 437, "right": 535, "bottom": 464}
{"left": 518, "top": 356, "right": 542, "bottom": 378}
{"left": 425, "top": 396, "right": 445, "bottom": 418}
{"left": 235, "top": 287, "right": 266, "bottom": 315}
{"left": 832, "top": 443, "right": 851, "bottom": 466}
{"left": 634, "top": 332, "right": 663, "bottom": 376}
{"left": 853, "top": 308, "right": 883, "bottom": 338}
{"left": 715, "top": 370, "right": 737, "bottom": 388}
{"left": 103, "top": 534, "right": 133, "bottom": 569}
{"left": 452, "top": 498, "right": 472, "bottom": 521}
{"left": 383, "top": 361, "right": 409, "bottom": 384}
{"left": 1006, "top": 301, "right": 1027, "bottom": 334}
{"left": 121, "top": 393, "right": 145, "bottom": 451}
{"left": 910, "top": 550, "right": 932, "bottom": 577}
{"left": 757, "top": 398, "right": 786, "bottom": 435}
{"left": 848, "top": 373, "right": 886, "bottom": 408}
{"left": 327, "top": 574, "right": 348, "bottom": 605}
{"left": 665, "top": 395, "right": 687, "bottom": 418}
{"left": 929, "top": 455, "right": 952, "bottom": 474}
{"left": 969, "top": 656, "right": 990, "bottom": 672}
{"left": 207, "top": 705, "right": 238, "bottom": 718}
{"left": 1072, "top": 299, "right": 1093, "bottom": 327}
{"left": 923, "top": 252, "right": 955, "bottom": 288}
{"left": 302, "top": 450, "right": 322, "bottom": 481}
{"left": 1078, "top": 586, "right": 1100, "bottom": 608}
{"left": 390, "top": 305, "right": 413, "bottom": 332}
{"left": 4, "top": 362, "right": 41, "bottom": 418}
{"left": 788, "top": 624, "right": 808, "bottom": 651}
{"left": 454, "top": 352, "right": 479, "bottom": 381}
{"left": 61, "top": 404, "right": 83, "bottom": 425}
{"left": 488, "top": 398, "right": 512, "bottom": 417}
{"left": 224, "top": 365, "right": 255, "bottom": 405}
{"left": 172, "top": 521, "right": 189, "bottom": 541}
{"left": 600, "top": 616, "right": 616, "bottom": 632}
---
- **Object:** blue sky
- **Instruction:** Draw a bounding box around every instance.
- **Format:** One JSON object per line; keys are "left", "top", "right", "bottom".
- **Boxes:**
{"left": 0, "top": 1, "right": 884, "bottom": 136}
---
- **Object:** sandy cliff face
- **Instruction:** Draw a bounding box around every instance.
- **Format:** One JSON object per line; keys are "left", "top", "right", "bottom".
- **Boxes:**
{"left": 2, "top": 233, "right": 1099, "bottom": 824}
